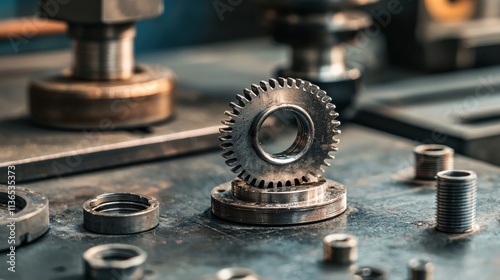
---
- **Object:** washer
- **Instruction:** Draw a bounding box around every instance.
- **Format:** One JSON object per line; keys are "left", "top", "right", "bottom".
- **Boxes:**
{"left": 83, "top": 193, "right": 159, "bottom": 234}
{"left": 0, "top": 186, "right": 49, "bottom": 251}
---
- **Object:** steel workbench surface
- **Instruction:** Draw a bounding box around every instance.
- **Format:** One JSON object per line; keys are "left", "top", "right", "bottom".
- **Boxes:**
{"left": 0, "top": 39, "right": 499, "bottom": 280}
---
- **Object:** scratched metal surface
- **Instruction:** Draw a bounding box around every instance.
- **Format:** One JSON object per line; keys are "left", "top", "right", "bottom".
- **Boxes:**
{"left": 0, "top": 40, "right": 499, "bottom": 280}
{"left": 0, "top": 124, "right": 499, "bottom": 280}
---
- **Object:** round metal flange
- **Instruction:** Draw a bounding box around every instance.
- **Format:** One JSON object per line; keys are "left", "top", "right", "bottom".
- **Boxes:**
{"left": 83, "top": 243, "right": 147, "bottom": 280}
{"left": 211, "top": 178, "right": 346, "bottom": 225}
{"left": 83, "top": 193, "right": 159, "bottom": 235}
{"left": 0, "top": 186, "right": 49, "bottom": 251}
{"left": 29, "top": 65, "right": 175, "bottom": 129}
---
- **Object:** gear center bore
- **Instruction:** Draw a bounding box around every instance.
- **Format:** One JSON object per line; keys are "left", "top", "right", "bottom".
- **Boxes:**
{"left": 252, "top": 104, "right": 315, "bottom": 165}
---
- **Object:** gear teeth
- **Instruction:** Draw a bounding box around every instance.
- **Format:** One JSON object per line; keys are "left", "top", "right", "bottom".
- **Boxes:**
{"left": 225, "top": 158, "right": 239, "bottom": 167}
{"left": 243, "top": 88, "right": 258, "bottom": 100}
{"left": 222, "top": 119, "right": 235, "bottom": 126}
{"left": 220, "top": 142, "right": 232, "bottom": 149}
{"left": 322, "top": 96, "right": 332, "bottom": 103}
{"left": 316, "top": 90, "right": 326, "bottom": 99}
{"left": 222, "top": 151, "right": 235, "bottom": 159}
{"left": 259, "top": 81, "right": 268, "bottom": 91}
{"left": 220, "top": 77, "right": 341, "bottom": 188}
{"left": 295, "top": 79, "right": 304, "bottom": 88}
{"left": 219, "top": 127, "right": 232, "bottom": 135}
{"left": 331, "top": 120, "right": 341, "bottom": 127}
{"left": 251, "top": 84, "right": 266, "bottom": 95}
{"left": 310, "top": 85, "right": 320, "bottom": 94}
{"left": 278, "top": 77, "right": 287, "bottom": 87}
{"left": 231, "top": 165, "right": 242, "bottom": 173}
{"left": 236, "top": 94, "right": 251, "bottom": 105}
{"left": 224, "top": 110, "right": 238, "bottom": 118}
{"left": 219, "top": 135, "right": 232, "bottom": 142}
{"left": 268, "top": 78, "right": 279, "bottom": 89}
{"left": 329, "top": 111, "right": 339, "bottom": 118}
{"left": 229, "top": 102, "right": 243, "bottom": 112}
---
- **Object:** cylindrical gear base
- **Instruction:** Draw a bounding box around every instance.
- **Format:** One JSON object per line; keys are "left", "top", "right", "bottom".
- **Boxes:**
{"left": 211, "top": 178, "right": 346, "bottom": 225}
{"left": 29, "top": 65, "right": 175, "bottom": 130}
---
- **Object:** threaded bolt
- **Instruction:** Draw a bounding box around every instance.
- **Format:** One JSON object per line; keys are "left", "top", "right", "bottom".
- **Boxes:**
{"left": 414, "top": 144, "right": 454, "bottom": 180}
{"left": 436, "top": 170, "right": 477, "bottom": 233}
{"left": 407, "top": 259, "right": 434, "bottom": 280}
{"left": 68, "top": 23, "right": 136, "bottom": 81}
{"left": 323, "top": 234, "right": 358, "bottom": 265}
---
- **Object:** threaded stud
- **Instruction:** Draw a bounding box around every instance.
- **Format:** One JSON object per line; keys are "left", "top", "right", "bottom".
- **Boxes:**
{"left": 436, "top": 170, "right": 477, "bottom": 233}
{"left": 414, "top": 145, "right": 454, "bottom": 180}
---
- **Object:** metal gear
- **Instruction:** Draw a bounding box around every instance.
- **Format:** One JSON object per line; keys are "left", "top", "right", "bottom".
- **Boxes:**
{"left": 219, "top": 77, "right": 340, "bottom": 188}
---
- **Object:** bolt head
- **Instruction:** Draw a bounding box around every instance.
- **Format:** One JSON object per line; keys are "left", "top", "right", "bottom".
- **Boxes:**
{"left": 39, "top": 0, "right": 163, "bottom": 24}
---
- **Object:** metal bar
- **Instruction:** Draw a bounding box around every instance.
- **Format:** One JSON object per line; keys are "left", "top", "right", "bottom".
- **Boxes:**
{"left": 0, "top": 126, "right": 221, "bottom": 183}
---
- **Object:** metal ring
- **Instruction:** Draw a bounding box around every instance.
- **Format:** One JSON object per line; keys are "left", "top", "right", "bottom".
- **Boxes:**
{"left": 83, "top": 193, "right": 159, "bottom": 234}
{"left": 83, "top": 243, "right": 147, "bottom": 280}
{"left": 220, "top": 77, "right": 340, "bottom": 188}
{"left": 252, "top": 104, "right": 314, "bottom": 165}
{"left": 0, "top": 186, "right": 49, "bottom": 251}
{"left": 211, "top": 178, "right": 346, "bottom": 225}
{"left": 29, "top": 65, "right": 175, "bottom": 129}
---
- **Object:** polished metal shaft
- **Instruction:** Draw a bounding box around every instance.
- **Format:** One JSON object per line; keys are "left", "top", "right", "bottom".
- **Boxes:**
{"left": 69, "top": 23, "right": 136, "bottom": 81}
{"left": 436, "top": 170, "right": 477, "bottom": 233}
{"left": 291, "top": 46, "right": 347, "bottom": 80}
{"left": 414, "top": 145, "right": 454, "bottom": 180}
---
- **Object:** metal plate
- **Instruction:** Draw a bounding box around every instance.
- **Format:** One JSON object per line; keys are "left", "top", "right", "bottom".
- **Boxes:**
{"left": 0, "top": 124, "right": 499, "bottom": 280}
{"left": 0, "top": 39, "right": 499, "bottom": 280}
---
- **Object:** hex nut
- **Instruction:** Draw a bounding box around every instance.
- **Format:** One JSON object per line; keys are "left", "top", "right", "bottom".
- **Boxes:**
{"left": 39, "top": 0, "right": 163, "bottom": 24}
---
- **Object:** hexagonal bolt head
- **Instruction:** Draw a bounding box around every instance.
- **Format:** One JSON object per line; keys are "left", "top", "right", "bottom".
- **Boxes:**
{"left": 39, "top": 0, "right": 163, "bottom": 24}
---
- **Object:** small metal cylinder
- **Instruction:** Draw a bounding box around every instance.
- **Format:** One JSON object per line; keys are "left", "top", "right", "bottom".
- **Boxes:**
{"left": 69, "top": 23, "right": 136, "bottom": 81}
{"left": 407, "top": 259, "right": 434, "bottom": 280}
{"left": 83, "top": 193, "right": 159, "bottom": 235}
{"left": 83, "top": 244, "right": 147, "bottom": 280}
{"left": 355, "top": 267, "right": 387, "bottom": 280}
{"left": 215, "top": 267, "right": 260, "bottom": 280}
{"left": 414, "top": 144, "right": 454, "bottom": 180}
{"left": 436, "top": 170, "right": 477, "bottom": 233}
{"left": 290, "top": 46, "right": 347, "bottom": 80}
{"left": 323, "top": 234, "right": 358, "bottom": 265}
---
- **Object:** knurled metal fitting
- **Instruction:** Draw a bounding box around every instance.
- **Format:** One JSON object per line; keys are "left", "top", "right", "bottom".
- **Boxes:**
{"left": 83, "top": 193, "right": 159, "bottom": 234}
{"left": 436, "top": 170, "right": 477, "bottom": 233}
{"left": 83, "top": 243, "right": 147, "bottom": 280}
{"left": 414, "top": 144, "right": 454, "bottom": 180}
